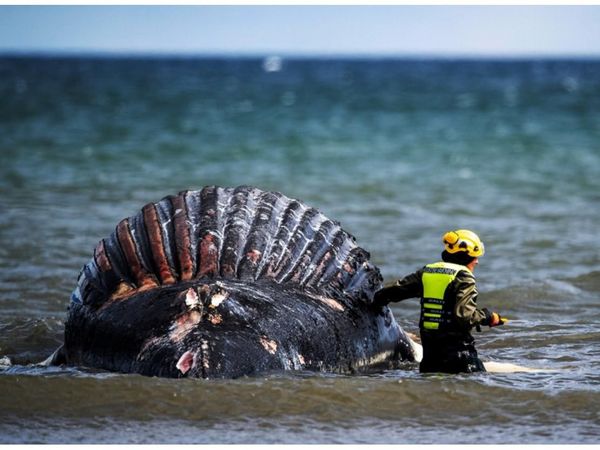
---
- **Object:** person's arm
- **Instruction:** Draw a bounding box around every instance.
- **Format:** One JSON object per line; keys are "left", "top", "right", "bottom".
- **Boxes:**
{"left": 453, "top": 271, "right": 504, "bottom": 329}
{"left": 372, "top": 269, "right": 423, "bottom": 308}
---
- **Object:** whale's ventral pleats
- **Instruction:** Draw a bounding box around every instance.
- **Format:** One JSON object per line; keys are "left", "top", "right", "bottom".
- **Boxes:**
{"left": 73, "top": 186, "right": 382, "bottom": 309}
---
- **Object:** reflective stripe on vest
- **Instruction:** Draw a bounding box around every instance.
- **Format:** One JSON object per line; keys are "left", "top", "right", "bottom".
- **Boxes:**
{"left": 420, "top": 262, "right": 471, "bottom": 331}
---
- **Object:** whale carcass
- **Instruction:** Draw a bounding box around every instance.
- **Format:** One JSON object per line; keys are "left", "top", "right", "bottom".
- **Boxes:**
{"left": 50, "top": 186, "right": 419, "bottom": 378}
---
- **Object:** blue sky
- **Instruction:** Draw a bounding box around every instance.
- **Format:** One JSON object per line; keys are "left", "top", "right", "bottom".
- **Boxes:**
{"left": 2, "top": 6, "right": 600, "bottom": 57}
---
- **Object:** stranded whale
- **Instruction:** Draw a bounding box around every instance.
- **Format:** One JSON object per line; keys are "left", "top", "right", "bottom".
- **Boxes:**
{"left": 48, "top": 185, "right": 420, "bottom": 378}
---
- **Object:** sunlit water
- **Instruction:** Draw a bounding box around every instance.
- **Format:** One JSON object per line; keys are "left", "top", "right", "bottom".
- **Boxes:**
{"left": 1, "top": 56, "right": 599, "bottom": 443}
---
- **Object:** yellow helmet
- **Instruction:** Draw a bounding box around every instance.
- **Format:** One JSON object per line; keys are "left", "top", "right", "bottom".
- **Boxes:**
{"left": 442, "top": 229, "right": 485, "bottom": 257}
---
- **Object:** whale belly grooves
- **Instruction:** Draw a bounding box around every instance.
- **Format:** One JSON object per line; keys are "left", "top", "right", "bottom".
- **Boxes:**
{"left": 54, "top": 185, "right": 417, "bottom": 378}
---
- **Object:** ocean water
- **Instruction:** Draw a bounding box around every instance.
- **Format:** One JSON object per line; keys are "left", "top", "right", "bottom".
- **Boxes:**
{"left": 1, "top": 55, "right": 599, "bottom": 444}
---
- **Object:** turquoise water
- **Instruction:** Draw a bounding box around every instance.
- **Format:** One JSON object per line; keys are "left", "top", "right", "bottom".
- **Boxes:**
{"left": 1, "top": 56, "right": 599, "bottom": 443}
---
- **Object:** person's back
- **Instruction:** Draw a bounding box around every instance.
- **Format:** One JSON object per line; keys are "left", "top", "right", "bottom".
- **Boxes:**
{"left": 372, "top": 229, "right": 505, "bottom": 374}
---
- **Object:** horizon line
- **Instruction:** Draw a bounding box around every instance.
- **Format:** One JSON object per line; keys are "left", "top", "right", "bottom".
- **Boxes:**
{"left": 3, "top": 49, "right": 600, "bottom": 60}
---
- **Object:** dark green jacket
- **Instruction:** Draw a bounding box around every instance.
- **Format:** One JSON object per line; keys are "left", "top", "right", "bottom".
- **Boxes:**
{"left": 373, "top": 266, "right": 488, "bottom": 332}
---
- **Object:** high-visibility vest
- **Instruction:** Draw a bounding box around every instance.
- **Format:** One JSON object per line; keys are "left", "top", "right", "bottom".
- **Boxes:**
{"left": 420, "top": 261, "right": 472, "bottom": 332}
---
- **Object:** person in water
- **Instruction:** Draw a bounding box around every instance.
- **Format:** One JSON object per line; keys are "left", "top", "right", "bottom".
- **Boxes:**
{"left": 372, "top": 229, "right": 505, "bottom": 374}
